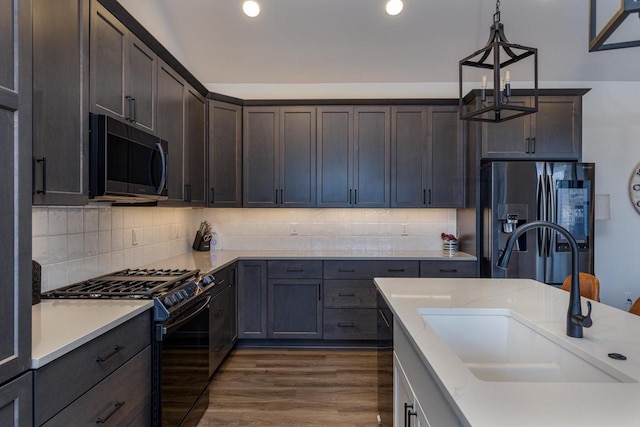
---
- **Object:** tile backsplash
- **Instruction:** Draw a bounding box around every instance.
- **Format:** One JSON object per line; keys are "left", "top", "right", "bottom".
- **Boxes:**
{"left": 33, "top": 206, "right": 457, "bottom": 291}
{"left": 32, "top": 206, "right": 193, "bottom": 292}
{"left": 195, "top": 208, "right": 457, "bottom": 251}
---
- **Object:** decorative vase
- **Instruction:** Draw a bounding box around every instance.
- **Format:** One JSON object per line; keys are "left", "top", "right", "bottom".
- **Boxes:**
{"left": 442, "top": 239, "right": 459, "bottom": 255}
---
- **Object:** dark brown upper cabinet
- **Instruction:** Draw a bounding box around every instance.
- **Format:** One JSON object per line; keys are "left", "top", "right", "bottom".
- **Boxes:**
{"left": 243, "top": 106, "right": 317, "bottom": 207}
{"left": 184, "top": 86, "right": 207, "bottom": 206}
{"left": 479, "top": 95, "right": 583, "bottom": 160}
{"left": 391, "top": 105, "right": 464, "bottom": 208}
{"left": 157, "top": 60, "right": 187, "bottom": 205}
{"left": 209, "top": 101, "right": 242, "bottom": 207}
{"left": 90, "top": 0, "right": 157, "bottom": 134}
{"left": 32, "top": 0, "right": 90, "bottom": 206}
{"left": 317, "top": 106, "right": 390, "bottom": 208}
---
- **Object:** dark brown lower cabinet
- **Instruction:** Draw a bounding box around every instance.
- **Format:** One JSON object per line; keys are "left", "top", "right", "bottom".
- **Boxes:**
{"left": 209, "top": 264, "right": 237, "bottom": 377}
{"left": 267, "top": 279, "right": 323, "bottom": 339}
{"left": 237, "top": 261, "right": 268, "bottom": 339}
{"left": 0, "top": 372, "right": 32, "bottom": 427}
{"left": 34, "top": 311, "right": 152, "bottom": 426}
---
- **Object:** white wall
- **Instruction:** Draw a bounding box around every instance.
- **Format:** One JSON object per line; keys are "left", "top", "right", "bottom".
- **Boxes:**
{"left": 579, "top": 82, "right": 640, "bottom": 309}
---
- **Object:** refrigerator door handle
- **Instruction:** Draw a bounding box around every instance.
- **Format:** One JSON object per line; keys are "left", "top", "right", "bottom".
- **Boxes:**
{"left": 546, "top": 172, "right": 555, "bottom": 256}
{"left": 536, "top": 173, "right": 547, "bottom": 257}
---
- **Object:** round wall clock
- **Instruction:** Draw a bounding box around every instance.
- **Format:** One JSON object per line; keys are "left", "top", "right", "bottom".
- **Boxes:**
{"left": 631, "top": 163, "right": 640, "bottom": 214}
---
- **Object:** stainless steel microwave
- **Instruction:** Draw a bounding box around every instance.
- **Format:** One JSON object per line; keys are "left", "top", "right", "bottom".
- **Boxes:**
{"left": 90, "top": 114, "right": 168, "bottom": 202}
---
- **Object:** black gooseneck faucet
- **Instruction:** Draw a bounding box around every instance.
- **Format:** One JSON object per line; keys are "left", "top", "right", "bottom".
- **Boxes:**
{"left": 496, "top": 220, "right": 593, "bottom": 338}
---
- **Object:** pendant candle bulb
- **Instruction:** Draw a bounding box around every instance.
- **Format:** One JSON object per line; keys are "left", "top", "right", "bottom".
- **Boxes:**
{"left": 459, "top": 0, "right": 538, "bottom": 123}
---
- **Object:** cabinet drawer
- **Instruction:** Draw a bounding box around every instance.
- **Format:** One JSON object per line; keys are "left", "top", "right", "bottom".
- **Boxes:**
{"left": 35, "top": 311, "right": 151, "bottom": 425}
{"left": 42, "top": 346, "right": 152, "bottom": 427}
{"left": 323, "top": 309, "right": 377, "bottom": 340}
{"left": 268, "top": 260, "right": 322, "bottom": 279}
{"left": 420, "top": 260, "right": 477, "bottom": 278}
{"left": 324, "top": 280, "right": 376, "bottom": 309}
{"left": 324, "top": 260, "right": 419, "bottom": 279}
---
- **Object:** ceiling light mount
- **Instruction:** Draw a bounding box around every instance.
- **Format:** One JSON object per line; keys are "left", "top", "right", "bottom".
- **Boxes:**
{"left": 458, "top": 0, "right": 538, "bottom": 123}
{"left": 589, "top": 0, "right": 640, "bottom": 51}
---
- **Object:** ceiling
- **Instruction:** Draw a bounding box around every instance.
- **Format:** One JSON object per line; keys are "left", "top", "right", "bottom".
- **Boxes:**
{"left": 117, "top": 0, "right": 640, "bottom": 95}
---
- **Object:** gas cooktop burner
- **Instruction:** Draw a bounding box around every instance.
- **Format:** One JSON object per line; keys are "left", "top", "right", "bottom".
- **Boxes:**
{"left": 41, "top": 268, "right": 200, "bottom": 299}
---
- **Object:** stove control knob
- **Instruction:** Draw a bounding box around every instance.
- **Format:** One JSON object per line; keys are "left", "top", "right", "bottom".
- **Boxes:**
{"left": 180, "top": 289, "right": 189, "bottom": 299}
{"left": 174, "top": 293, "right": 183, "bottom": 302}
{"left": 163, "top": 297, "right": 173, "bottom": 307}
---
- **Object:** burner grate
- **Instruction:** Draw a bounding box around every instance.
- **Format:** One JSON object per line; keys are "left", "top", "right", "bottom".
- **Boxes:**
{"left": 42, "top": 268, "right": 200, "bottom": 299}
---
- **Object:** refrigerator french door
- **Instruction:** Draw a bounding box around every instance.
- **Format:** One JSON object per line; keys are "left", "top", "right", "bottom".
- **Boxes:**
{"left": 480, "top": 161, "right": 595, "bottom": 285}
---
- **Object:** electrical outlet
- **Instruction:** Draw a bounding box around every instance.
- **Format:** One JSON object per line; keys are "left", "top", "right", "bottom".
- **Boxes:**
{"left": 401, "top": 224, "right": 409, "bottom": 236}
{"left": 290, "top": 223, "right": 298, "bottom": 236}
{"left": 132, "top": 229, "right": 139, "bottom": 246}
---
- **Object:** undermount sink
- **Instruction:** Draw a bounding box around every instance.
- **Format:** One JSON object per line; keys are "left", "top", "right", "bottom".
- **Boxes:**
{"left": 419, "top": 308, "right": 634, "bottom": 383}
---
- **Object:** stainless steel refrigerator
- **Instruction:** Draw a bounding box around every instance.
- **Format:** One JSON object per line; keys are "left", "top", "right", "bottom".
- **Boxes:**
{"left": 480, "top": 162, "right": 595, "bottom": 285}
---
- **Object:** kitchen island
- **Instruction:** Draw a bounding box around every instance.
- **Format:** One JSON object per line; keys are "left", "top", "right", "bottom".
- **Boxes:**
{"left": 375, "top": 278, "right": 640, "bottom": 427}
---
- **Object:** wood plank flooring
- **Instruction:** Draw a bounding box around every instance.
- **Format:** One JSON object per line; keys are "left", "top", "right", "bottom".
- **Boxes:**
{"left": 196, "top": 348, "right": 380, "bottom": 426}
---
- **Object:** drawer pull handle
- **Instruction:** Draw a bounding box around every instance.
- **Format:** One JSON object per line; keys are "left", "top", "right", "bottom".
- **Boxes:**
{"left": 439, "top": 269, "right": 458, "bottom": 273}
{"left": 96, "top": 345, "right": 125, "bottom": 363}
{"left": 286, "top": 268, "right": 304, "bottom": 273}
{"left": 96, "top": 401, "right": 125, "bottom": 424}
{"left": 338, "top": 322, "right": 355, "bottom": 328}
{"left": 338, "top": 293, "right": 356, "bottom": 297}
{"left": 387, "top": 269, "right": 406, "bottom": 273}
{"left": 338, "top": 269, "right": 355, "bottom": 273}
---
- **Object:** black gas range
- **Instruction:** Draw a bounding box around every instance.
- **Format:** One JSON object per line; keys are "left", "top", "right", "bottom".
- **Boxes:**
{"left": 41, "top": 267, "right": 219, "bottom": 427}
{"left": 42, "top": 268, "right": 216, "bottom": 322}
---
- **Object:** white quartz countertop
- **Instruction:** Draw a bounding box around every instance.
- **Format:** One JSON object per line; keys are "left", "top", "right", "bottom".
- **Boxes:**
{"left": 144, "top": 249, "right": 476, "bottom": 276}
{"left": 374, "top": 278, "right": 640, "bottom": 427}
{"left": 31, "top": 299, "right": 153, "bottom": 369}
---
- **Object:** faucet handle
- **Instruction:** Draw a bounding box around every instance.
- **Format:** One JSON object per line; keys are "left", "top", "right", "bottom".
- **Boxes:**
{"left": 582, "top": 301, "right": 593, "bottom": 328}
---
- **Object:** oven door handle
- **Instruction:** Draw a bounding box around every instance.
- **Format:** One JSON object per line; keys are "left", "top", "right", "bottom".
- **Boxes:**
{"left": 162, "top": 295, "right": 211, "bottom": 335}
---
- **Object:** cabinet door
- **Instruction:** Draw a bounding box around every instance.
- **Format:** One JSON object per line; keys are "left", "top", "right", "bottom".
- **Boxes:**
{"left": 481, "top": 97, "right": 531, "bottom": 159}
{"left": 238, "top": 261, "right": 267, "bottom": 339}
{"left": 391, "top": 106, "right": 428, "bottom": 207}
{"left": 209, "top": 101, "right": 242, "bottom": 207}
{"left": 157, "top": 60, "right": 186, "bottom": 203}
{"left": 0, "top": 372, "right": 32, "bottom": 427}
{"left": 90, "top": 1, "right": 127, "bottom": 120}
{"left": 32, "top": 0, "right": 89, "bottom": 205}
{"left": 268, "top": 279, "right": 322, "bottom": 339}
{"left": 184, "top": 87, "right": 206, "bottom": 205}
{"left": 280, "top": 107, "right": 316, "bottom": 207}
{"left": 394, "top": 357, "right": 415, "bottom": 427}
{"left": 0, "top": 0, "right": 31, "bottom": 384}
{"left": 243, "top": 107, "right": 279, "bottom": 207}
{"left": 127, "top": 34, "right": 157, "bottom": 133}
{"left": 317, "top": 106, "right": 354, "bottom": 207}
{"left": 354, "top": 106, "right": 390, "bottom": 207}
{"left": 209, "top": 285, "right": 232, "bottom": 377}
{"left": 428, "top": 106, "right": 464, "bottom": 208}
{"left": 530, "top": 96, "right": 581, "bottom": 160}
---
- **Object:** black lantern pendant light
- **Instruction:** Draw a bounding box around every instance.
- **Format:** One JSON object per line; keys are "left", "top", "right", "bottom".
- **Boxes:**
{"left": 459, "top": 0, "right": 538, "bottom": 123}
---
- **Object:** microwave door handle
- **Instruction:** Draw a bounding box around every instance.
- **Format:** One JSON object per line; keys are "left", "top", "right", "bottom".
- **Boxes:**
{"left": 156, "top": 142, "right": 167, "bottom": 195}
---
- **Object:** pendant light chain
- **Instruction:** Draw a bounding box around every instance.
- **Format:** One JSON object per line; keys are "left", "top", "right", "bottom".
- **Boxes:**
{"left": 494, "top": 0, "right": 501, "bottom": 23}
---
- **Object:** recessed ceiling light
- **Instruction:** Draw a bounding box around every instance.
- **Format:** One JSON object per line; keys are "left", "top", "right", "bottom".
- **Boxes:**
{"left": 243, "top": 1, "right": 260, "bottom": 18}
{"left": 385, "top": 0, "right": 404, "bottom": 16}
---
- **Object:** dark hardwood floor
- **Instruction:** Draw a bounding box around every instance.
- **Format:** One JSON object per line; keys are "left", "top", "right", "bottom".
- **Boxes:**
{"left": 196, "top": 348, "right": 380, "bottom": 426}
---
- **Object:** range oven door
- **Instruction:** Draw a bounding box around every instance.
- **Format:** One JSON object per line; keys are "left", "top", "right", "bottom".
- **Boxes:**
{"left": 154, "top": 293, "right": 211, "bottom": 427}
